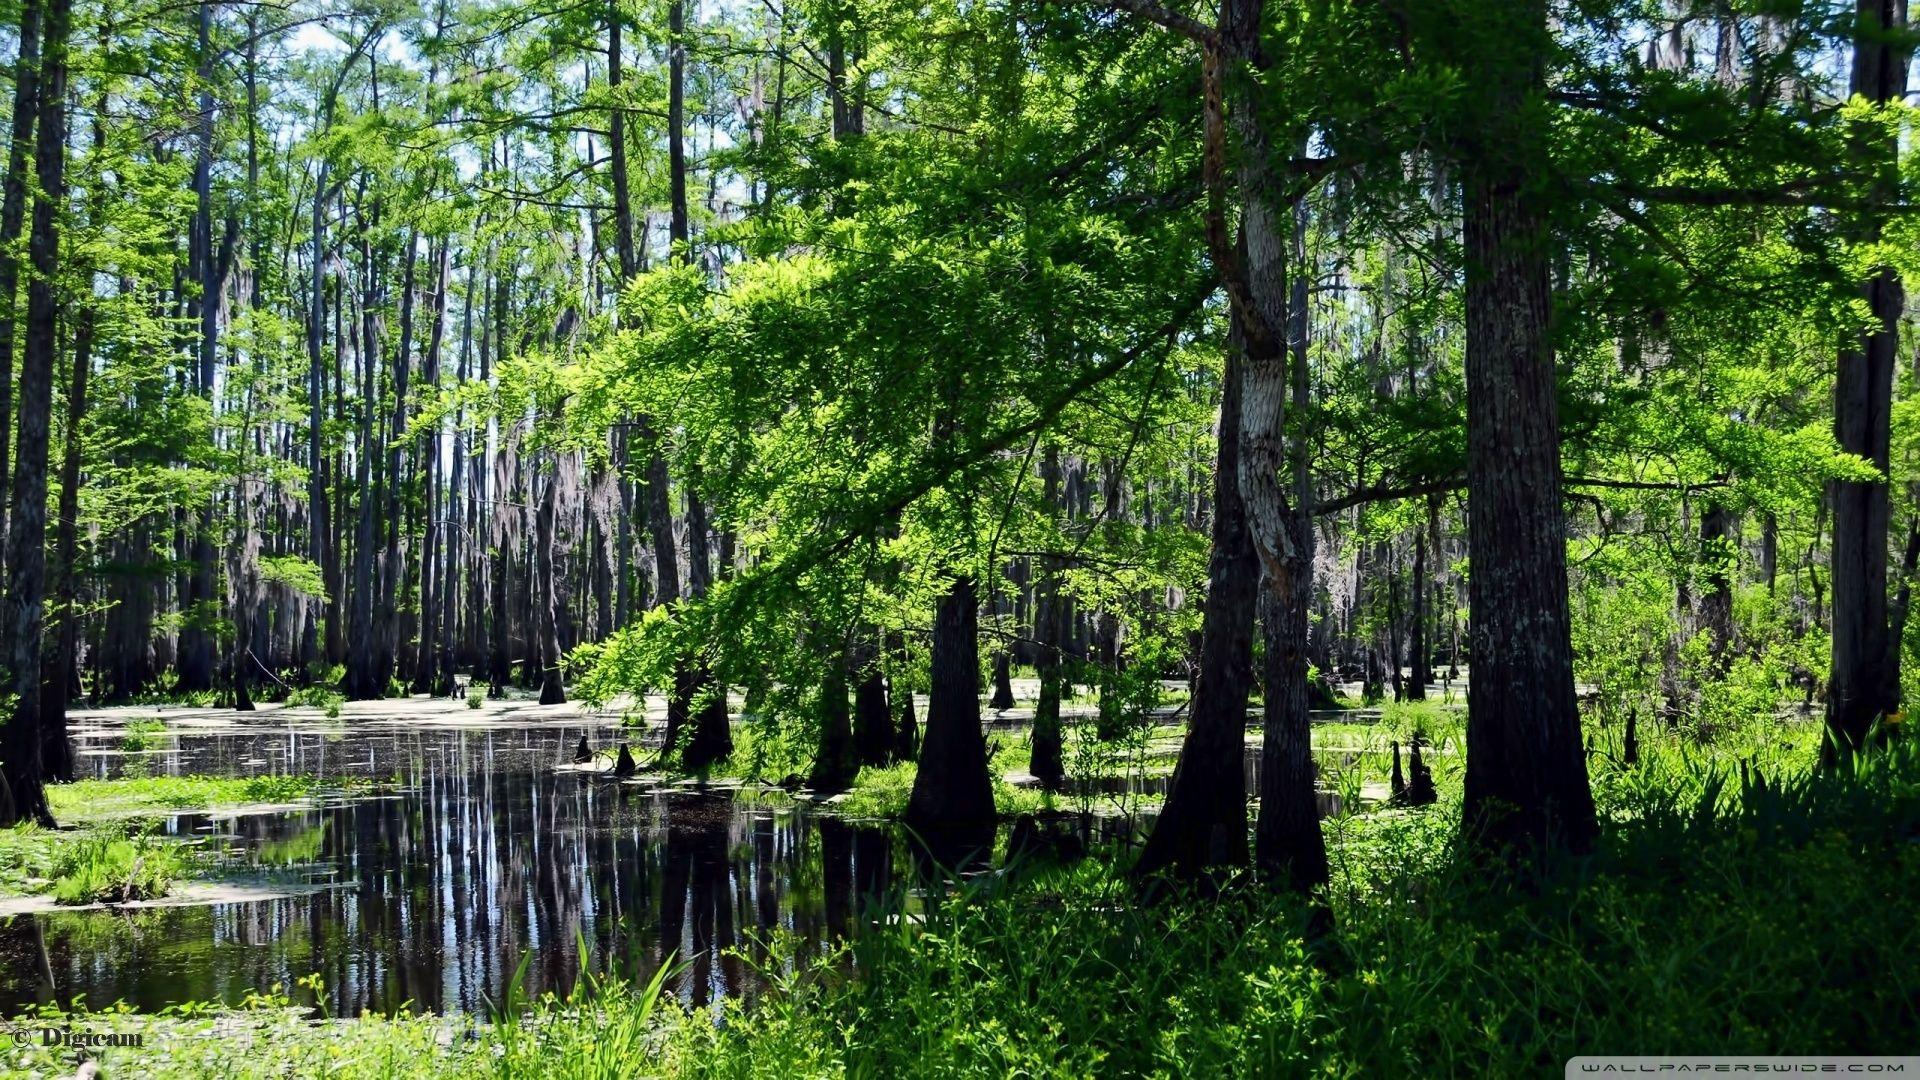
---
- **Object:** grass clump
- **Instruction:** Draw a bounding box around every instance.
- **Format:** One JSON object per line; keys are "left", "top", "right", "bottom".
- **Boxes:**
{"left": 286, "top": 685, "right": 345, "bottom": 716}
{"left": 50, "top": 830, "right": 189, "bottom": 905}
{"left": 46, "top": 774, "right": 326, "bottom": 822}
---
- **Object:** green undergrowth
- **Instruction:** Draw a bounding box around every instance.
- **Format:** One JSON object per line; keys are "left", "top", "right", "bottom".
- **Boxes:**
{"left": 46, "top": 774, "right": 336, "bottom": 822}
{"left": 0, "top": 774, "right": 374, "bottom": 900}
{"left": 49, "top": 831, "right": 190, "bottom": 905}
{"left": 13, "top": 729, "right": 1914, "bottom": 1078}
{"left": 834, "top": 762, "right": 1051, "bottom": 820}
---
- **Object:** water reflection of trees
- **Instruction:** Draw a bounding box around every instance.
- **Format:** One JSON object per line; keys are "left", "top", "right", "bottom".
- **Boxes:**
{"left": 11, "top": 726, "right": 916, "bottom": 1016}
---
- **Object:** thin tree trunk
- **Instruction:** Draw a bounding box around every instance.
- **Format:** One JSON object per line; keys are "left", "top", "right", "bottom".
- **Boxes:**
{"left": 535, "top": 453, "right": 566, "bottom": 705}
{"left": 1134, "top": 340, "right": 1257, "bottom": 883}
{"left": 1251, "top": 200, "right": 1328, "bottom": 894}
{"left": 177, "top": 0, "right": 224, "bottom": 693}
{"left": 42, "top": 300, "right": 91, "bottom": 777}
{"left": 0, "top": 0, "right": 42, "bottom": 566}
{"left": 1030, "top": 444, "right": 1066, "bottom": 789}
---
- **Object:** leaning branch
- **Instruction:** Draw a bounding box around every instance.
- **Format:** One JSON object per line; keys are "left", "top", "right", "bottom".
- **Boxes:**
{"left": 1100, "top": 0, "right": 1218, "bottom": 48}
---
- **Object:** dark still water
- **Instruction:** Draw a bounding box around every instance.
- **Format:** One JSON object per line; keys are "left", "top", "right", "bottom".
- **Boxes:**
{"left": 0, "top": 718, "right": 926, "bottom": 1017}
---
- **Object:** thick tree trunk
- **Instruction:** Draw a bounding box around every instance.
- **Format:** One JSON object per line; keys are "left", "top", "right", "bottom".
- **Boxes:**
{"left": 608, "top": 0, "right": 638, "bottom": 282}
{"left": 177, "top": 0, "right": 224, "bottom": 695}
{"left": 989, "top": 650, "right": 1015, "bottom": 711}
{"left": 308, "top": 167, "right": 335, "bottom": 675}
{"left": 679, "top": 485, "right": 731, "bottom": 769}
{"left": 1827, "top": 0, "right": 1908, "bottom": 755}
{"left": 0, "top": 0, "right": 67, "bottom": 827}
{"left": 905, "top": 576, "right": 996, "bottom": 839}
{"left": 345, "top": 237, "right": 382, "bottom": 700}
{"left": 412, "top": 243, "right": 450, "bottom": 692}
{"left": 378, "top": 236, "right": 421, "bottom": 690}
{"left": 852, "top": 655, "right": 892, "bottom": 767}
{"left": 811, "top": 667, "right": 857, "bottom": 791}
{"left": 1457, "top": 0, "right": 1596, "bottom": 856}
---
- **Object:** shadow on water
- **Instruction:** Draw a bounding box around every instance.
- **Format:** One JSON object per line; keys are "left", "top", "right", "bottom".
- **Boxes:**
{"left": 0, "top": 722, "right": 989, "bottom": 1017}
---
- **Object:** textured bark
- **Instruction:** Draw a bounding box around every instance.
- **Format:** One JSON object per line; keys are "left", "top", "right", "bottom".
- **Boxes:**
{"left": 41, "top": 301, "right": 93, "bottom": 776}
{"left": 345, "top": 228, "right": 383, "bottom": 700}
{"left": 679, "top": 483, "right": 731, "bottom": 769}
{"left": 1698, "top": 499, "right": 1736, "bottom": 668}
{"left": 1250, "top": 202, "right": 1327, "bottom": 894}
{"left": 905, "top": 576, "right": 996, "bottom": 832}
{"left": 307, "top": 169, "right": 335, "bottom": 674}
{"left": 1456, "top": 0, "right": 1596, "bottom": 856}
{"left": 412, "top": 245, "right": 450, "bottom": 692}
{"left": 0, "top": 0, "right": 68, "bottom": 827}
{"left": 0, "top": 0, "right": 41, "bottom": 564}
{"left": 1827, "top": 0, "right": 1908, "bottom": 755}
{"left": 534, "top": 457, "right": 567, "bottom": 705}
{"left": 1133, "top": 343, "right": 1256, "bottom": 883}
{"left": 378, "top": 236, "right": 422, "bottom": 690}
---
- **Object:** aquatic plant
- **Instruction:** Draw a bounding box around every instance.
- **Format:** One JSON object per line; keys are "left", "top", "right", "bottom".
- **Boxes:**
{"left": 50, "top": 830, "right": 187, "bottom": 905}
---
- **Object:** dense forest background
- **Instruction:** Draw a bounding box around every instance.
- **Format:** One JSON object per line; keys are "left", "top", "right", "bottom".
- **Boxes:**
{"left": 0, "top": 0, "right": 1911, "bottom": 892}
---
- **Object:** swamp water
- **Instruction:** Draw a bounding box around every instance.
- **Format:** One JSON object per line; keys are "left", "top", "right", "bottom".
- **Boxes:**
{"left": 0, "top": 703, "right": 1392, "bottom": 1017}
{"left": 0, "top": 718, "right": 970, "bottom": 1017}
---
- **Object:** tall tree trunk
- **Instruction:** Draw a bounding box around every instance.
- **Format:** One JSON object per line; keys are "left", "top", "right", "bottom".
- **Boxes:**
{"left": 1250, "top": 201, "right": 1328, "bottom": 894}
{"left": 308, "top": 169, "right": 335, "bottom": 674}
{"left": 1456, "top": 0, "right": 1596, "bottom": 856}
{"left": 1134, "top": 341, "right": 1257, "bottom": 883}
{"left": 1827, "top": 0, "right": 1908, "bottom": 755}
{"left": 1408, "top": 528, "right": 1429, "bottom": 699}
{"left": 0, "top": 0, "right": 68, "bottom": 827}
{"left": 42, "top": 300, "right": 90, "bottom": 777}
{"left": 412, "top": 245, "right": 449, "bottom": 692}
{"left": 1030, "top": 444, "right": 1066, "bottom": 789}
{"left": 345, "top": 226, "right": 382, "bottom": 699}
{"left": 176, "top": 0, "right": 223, "bottom": 694}
{"left": 535, "top": 453, "right": 567, "bottom": 705}
{"left": 379, "top": 235, "right": 421, "bottom": 690}
{"left": 0, "top": 0, "right": 42, "bottom": 567}
{"left": 681, "top": 478, "right": 730, "bottom": 767}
